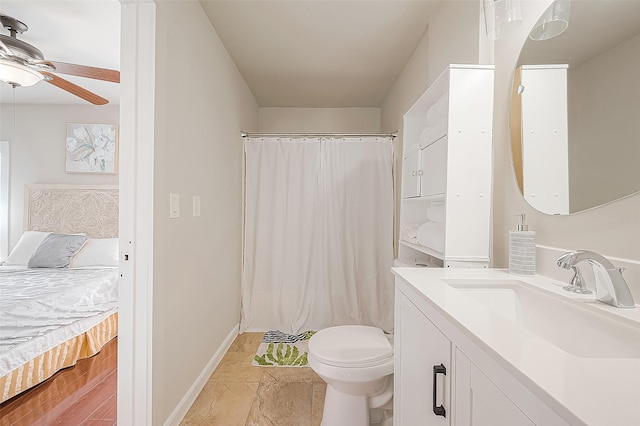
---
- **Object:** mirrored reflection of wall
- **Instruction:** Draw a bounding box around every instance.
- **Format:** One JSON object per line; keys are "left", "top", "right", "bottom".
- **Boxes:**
{"left": 513, "top": 0, "right": 640, "bottom": 215}
{"left": 568, "top": 33, "right": 640, "bottom": 213}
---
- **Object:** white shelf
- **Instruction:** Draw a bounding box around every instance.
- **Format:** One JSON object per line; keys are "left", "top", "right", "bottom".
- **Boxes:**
{"left": 401, "top": 194, "right": 445, "bottom": 202}
{"left": 393, "top": 258, "right": 437, "bottom": 268}
{"left": 399, "top": 239, "right": 444, "bottom": 260}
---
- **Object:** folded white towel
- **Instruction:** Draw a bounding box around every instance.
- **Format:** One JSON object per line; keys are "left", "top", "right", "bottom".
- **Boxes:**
{"left": 426, "top": 204, "right": 446, "bottom": 224}
{"left": 417, "top": 222, "right": 446, "bottom": 253}
{"left": 400, "top": 223, "right": 421, "bottom": 244}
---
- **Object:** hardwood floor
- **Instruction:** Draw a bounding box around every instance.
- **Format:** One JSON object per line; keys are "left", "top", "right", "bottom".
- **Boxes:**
{"left": 0, "top": 338, "right": 118, "bottom": 426}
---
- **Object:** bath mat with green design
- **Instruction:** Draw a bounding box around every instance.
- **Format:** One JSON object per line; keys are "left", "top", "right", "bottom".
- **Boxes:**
{"left": 252, "top": 330, "right": 316, "bottom": 367}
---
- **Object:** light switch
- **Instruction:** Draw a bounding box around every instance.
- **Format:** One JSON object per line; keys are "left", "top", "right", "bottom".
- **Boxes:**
{"left": 193, "top": 196, "right": 201, "bottom": 217}
{"left": 169, "top": 193, "right": 180, "bottom": 218}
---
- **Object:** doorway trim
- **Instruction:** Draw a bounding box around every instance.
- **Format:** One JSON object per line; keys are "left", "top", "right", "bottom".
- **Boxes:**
{"left": 118, "top": 0, "right": 155, "bottom": 424}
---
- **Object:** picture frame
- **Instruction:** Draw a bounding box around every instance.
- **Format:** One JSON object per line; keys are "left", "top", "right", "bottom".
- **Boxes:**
{"left": 65, "top": 123, "right": 118, "bottom": 174}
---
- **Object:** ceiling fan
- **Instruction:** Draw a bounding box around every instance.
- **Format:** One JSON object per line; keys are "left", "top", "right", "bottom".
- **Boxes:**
{"left": 0, "top": 13, "right": 119, "bottom": 105}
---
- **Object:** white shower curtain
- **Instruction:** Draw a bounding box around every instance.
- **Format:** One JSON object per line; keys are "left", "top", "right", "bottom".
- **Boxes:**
{"left": 241, "top": 136, "right": 394, "bottom": 334}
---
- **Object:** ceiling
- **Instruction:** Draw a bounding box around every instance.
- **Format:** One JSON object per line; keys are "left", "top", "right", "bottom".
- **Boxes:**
{"left": 3, "top": 1, "right": 640, "bottom": 108}
{"left": 0, "top": 0, "right": 442, "bottom": 108}
{"left": 0, "top": 0, "right": 121, "bottom": 106}
{"left": 200, "top": 1, "right": 441, "bottom": 107}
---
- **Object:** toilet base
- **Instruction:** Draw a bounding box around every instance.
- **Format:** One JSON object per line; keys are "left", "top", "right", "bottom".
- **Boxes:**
{"left": 371, "top": 406, "right": 394, "bottom": 426}
{"left": 321, "top": 385, "right": 369, "bottom": 426}
{"left": 320, "top": 377, "right": 393, "bottom": 426}
{"left": 370, "top": 405, "right": 393, "bottom": 425}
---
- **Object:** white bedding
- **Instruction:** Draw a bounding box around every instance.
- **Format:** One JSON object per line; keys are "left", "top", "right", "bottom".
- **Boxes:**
{"left": 0, "top": 267, "right": 118, "bottom": 376}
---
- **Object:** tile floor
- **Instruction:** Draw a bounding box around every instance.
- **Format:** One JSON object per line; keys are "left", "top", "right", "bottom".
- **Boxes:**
{"left": 180, "top": 332, "right": 327, "bottom": 426}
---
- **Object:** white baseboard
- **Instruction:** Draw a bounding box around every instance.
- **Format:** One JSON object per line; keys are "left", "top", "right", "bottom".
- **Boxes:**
{"left": 243, "top": 327, "right": 269, "bottom": 333}
{"left": 164, "top": 323, "right": 239, "bottom": 426}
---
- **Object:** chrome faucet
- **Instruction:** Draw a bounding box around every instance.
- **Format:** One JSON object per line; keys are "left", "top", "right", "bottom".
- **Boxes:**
{"left": 557, "top": 250, "right": 635, "bottom": 308}
{"left": 564, "top": 265, "right": 591, "bottom": 294}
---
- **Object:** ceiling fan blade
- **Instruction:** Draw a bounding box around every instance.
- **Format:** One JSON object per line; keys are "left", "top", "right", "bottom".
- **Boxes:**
{"left": 47, "top": 61, "right": 120, "bottom": 83}
{"left": 41, "top": 72, "right": 109, "bottom": 105}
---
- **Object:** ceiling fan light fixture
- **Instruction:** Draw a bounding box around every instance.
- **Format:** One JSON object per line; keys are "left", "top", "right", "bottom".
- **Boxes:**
{"left": 0, "top": 59, "right": 43, "bottom": 87}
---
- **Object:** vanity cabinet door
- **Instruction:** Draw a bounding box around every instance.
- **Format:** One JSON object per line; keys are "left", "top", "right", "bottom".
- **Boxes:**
{"left": 455, "top": 350, "right": 534, "bottom": 426}
{"left": 395, "top": 290, "right": 451, "bottom": 425}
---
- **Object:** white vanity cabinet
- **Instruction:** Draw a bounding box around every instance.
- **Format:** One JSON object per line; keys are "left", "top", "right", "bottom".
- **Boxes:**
{"left": 394, "top": 275, "right": 571, "bottom": 426}
{"left": 398, "top": 65, "right": 494, "bottom": 268}
{"left": 455, "top": 350, "right": 534, "bottom": 426}
{"left": 395, "top": 289, "right": 451, "bottom": 425}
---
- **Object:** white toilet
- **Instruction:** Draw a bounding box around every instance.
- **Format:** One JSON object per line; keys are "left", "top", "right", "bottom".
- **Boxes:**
{"left": 308, "top": 325, "right": 394, "bottom": 426}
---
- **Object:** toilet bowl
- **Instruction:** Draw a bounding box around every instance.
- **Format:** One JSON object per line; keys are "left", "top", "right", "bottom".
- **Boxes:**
{"left": 308, "top": 325, "right": 394, "bottom": 426}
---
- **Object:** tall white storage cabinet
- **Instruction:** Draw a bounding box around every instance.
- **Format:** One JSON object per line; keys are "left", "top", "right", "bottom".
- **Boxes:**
{"left": 517, "top": 64, "right": 570, "bottom": 215}
{"left": 398, "top": 65, "right": 494, "bottom": 268}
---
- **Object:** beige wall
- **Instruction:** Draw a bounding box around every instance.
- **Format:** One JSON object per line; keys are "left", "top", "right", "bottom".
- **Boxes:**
{"left": 380, "top": 20, "right": 430, "bottom": 136}
{"left": 258, "top": 107, "right": 380, "bottom": 133}
{"left": 425, "top": 0, "right": 485, "bottom": 80}
{"left": 381, "top": 0, "right": 483, "bottom": 135}
{"left": 151, "top": 1, "right": 258, "bottom": 423}
{"left": 0, "top": 104, "right": 119, "bottom": 250}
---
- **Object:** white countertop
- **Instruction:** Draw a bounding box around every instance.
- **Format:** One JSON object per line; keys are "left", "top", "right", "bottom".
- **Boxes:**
{"left": 392, "top": 267, "right": 640, "bottom": 426}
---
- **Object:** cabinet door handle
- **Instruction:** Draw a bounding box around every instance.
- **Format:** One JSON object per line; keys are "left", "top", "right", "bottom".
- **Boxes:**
{"left": 417, "top": 169, "right": 424, "bottom": 176}
{"left": 433, "top": 363, "right": 446, "bottom": 417}
{"left": 411, "top": 170, "right": 417, "bottom": 176}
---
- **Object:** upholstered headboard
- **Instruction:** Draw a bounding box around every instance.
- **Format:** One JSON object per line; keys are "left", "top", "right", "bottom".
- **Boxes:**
{"left": 24, "top": 184, "right": 119, "bottom": 238}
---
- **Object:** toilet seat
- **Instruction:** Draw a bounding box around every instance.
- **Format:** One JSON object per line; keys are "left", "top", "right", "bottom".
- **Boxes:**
{"left": 309, "top": 325, "right": 393, "bottom": 368}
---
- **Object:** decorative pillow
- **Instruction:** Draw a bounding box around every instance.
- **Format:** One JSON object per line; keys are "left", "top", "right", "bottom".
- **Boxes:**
{"left": 70, "top": 238, "right": 119, "bottom": 268}
{"left": 28, "top": 233, "right": 88, "bottom": 268}
{"left": 4, "top": 231, "right": 51, "bottom": 266}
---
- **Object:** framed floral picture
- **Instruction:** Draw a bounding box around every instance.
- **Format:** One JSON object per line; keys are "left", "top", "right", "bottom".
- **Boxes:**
{"left": 65, "top": 123, "right": 118, "bottom": 174}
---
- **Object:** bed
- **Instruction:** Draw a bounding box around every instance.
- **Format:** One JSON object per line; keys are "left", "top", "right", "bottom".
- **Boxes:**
{"left": 0, "top": 184, "right": 119, "bottom": 403}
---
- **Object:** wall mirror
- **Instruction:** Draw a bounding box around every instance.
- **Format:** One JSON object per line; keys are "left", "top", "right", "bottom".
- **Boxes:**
{"left": 510, "top": 0, "right": 640, "bottom": 215}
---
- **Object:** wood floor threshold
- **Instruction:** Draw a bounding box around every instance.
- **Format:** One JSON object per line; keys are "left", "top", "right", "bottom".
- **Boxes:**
{"left": 0, "top": 338, "right": 118, "bottom": 426}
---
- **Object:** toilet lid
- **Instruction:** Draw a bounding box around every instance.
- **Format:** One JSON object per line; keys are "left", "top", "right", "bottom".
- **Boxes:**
{"left": 309, "top": 325, "right": 393, "bottom": 367}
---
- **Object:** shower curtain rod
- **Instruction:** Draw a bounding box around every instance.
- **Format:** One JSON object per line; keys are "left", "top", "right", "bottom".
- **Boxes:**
{"left": 240, "top": 131, "right": 397, "bottom": 139}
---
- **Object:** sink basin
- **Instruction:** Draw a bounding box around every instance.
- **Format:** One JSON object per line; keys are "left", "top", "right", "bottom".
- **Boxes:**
{"left": 444, "top": 279, "right": 640, "bottom": 359}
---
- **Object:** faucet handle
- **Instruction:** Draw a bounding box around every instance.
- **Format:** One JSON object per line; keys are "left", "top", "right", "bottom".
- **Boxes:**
{"left": 563, "top": 265, "right": 592, "bottom": 294}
